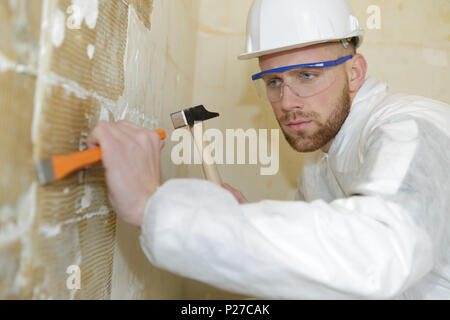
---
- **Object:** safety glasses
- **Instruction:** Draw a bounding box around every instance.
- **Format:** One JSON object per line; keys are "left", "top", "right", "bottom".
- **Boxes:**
{"left": 252, "top": 55, "right": 353, "bottom": 102}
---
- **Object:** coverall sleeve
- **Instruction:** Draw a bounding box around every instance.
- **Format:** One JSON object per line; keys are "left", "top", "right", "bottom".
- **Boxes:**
{"left": 139, "top": 117, "right": 446, "bottom": 299}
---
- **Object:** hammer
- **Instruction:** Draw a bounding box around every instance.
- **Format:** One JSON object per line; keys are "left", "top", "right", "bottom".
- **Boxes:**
{"left": 170, "top": 105, "right": 223, "bottom": 185}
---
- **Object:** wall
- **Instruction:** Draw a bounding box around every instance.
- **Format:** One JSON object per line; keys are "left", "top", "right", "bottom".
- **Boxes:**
{"left": 0, "top": 0, "right": 200, "bottom": 299}
{"left": 110, "top": 0, "right": 201, "bottom": 300}
{"left": 0, "top": 0, "right": 42, "bottom": 298}
{"left": 351, "top": 0, "right": 449, "bottom": 102}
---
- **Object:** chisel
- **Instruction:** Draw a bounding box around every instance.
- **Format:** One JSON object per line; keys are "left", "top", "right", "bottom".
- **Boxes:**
{"left": 35, "top": 129, "right": 166, "bottom": 185}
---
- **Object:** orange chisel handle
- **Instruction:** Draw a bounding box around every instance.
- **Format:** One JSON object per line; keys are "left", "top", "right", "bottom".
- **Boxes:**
{"left": 52, "top": 147, "right": 102, "bottom": 180}
{"left": 52, "top": 129, "right": 166, "bottom": 181}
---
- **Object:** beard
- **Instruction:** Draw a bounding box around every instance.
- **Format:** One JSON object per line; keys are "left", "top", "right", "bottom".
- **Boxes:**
{"left": 277, "top": 85, "right": 351, "bottom": 153}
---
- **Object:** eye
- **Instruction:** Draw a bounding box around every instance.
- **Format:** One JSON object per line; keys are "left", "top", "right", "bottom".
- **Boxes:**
{"left": 265, "top": 78, "right": 282, "bottom": 88}
{"left": 298, "top": 72, "right": 315, "bottom": 80}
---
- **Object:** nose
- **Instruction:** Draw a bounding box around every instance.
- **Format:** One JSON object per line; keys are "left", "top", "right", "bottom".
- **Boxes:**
{"left": 279, "top": 84, "right": 303, "bottom": 113}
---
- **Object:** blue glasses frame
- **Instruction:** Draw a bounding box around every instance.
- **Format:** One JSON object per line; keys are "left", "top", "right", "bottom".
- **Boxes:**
{"left": 251, "top": 55, "right": 354, "bottom": 81}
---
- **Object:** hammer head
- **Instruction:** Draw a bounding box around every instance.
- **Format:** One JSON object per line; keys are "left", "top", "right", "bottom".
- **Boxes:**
{"left": 171, "top": 105, "right": 220, "bottom": 129}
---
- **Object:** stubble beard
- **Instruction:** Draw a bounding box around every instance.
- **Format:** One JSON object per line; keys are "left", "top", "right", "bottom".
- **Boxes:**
{"left": 278, "top": 86, "right": 352, "bottom": 153}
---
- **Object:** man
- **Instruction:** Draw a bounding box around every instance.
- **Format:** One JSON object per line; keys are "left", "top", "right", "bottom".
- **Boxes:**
{"left": 87, "top": 0, "right": 450, "bottom": 299}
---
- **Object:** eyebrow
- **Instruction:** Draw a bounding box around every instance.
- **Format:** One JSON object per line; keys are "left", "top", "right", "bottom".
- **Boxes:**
{"left": 252, "top": 55, "right": 353, "bottom": 80}
{"left": 260, "top": 67, "right": 322, "bottom": 78}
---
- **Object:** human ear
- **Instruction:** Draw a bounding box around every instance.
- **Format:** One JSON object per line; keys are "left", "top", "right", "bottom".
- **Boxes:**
{"left": 348, "top": 54, "right": 368, "bottom": 93}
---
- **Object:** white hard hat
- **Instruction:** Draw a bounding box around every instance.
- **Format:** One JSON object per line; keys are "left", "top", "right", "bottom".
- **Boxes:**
{"left": 239, "top": 0, "right": 365, "bottom": 60}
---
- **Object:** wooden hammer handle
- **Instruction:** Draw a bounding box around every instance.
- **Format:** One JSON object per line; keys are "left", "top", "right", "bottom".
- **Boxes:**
{"left": 190, "top": 122, "right": 223, "bottom": 185}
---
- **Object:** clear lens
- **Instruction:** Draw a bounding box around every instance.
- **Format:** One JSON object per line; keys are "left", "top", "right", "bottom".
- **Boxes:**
{"left": 254, "top": 67, "right": 337, "bottom": 102}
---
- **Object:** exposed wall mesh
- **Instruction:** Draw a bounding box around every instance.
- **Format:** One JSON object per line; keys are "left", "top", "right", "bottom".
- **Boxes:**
{"left": 0, "top": 0, "right": 42, "bottom": 299}
{"left": 0, "top": 0, "right": 154, "bottom": 299}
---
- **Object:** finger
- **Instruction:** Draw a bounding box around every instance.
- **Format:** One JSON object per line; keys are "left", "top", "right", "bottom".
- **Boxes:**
{"left": 86, "top": 121, "right": 110, "bottom": 148}
{"left": 222, "top": 185, "right": 237, "bottom": 197}
{"left": 225, "top": 186, "right": 240, "bottom": 199}
{"left": 87, "top": 122, "right": 132, "bottom": 161}
{"left": 223, "top": 184, "right": 239, "bottom": 195}
{"left": 116, "top": 120, "right": 158, "bottom": 139}
{"left": 146, "top": 130, "right": 164, "bottom": 148}
{"left": 221, "top": 183, "right": 232, "bottom": 191}
{"left": 118, "top": 120, "right": 165, "bottom": 141}
{"left": 222, "top": 184, "right": 247, "bottom": 204}
{"left": 116, "top": 120, "right": 143, "bottom": 131}
{"left": 115, "top": 121, "right": 154, "bottom": 146}
{"left": 113, "top": 122, "right": 139, "bottom": 142}
{"left": 116, "top": 121, "right": 163, "bottom": 154}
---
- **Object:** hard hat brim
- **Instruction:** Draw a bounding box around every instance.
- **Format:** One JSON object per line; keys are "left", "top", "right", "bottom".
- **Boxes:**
{"left": 238, "top": 34, "right": 364, "bottom": 61}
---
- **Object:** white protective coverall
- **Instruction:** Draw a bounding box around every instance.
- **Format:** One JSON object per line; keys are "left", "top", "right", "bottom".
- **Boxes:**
{"left": 139, "top": 78, "right": 450, "bottom": 299}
